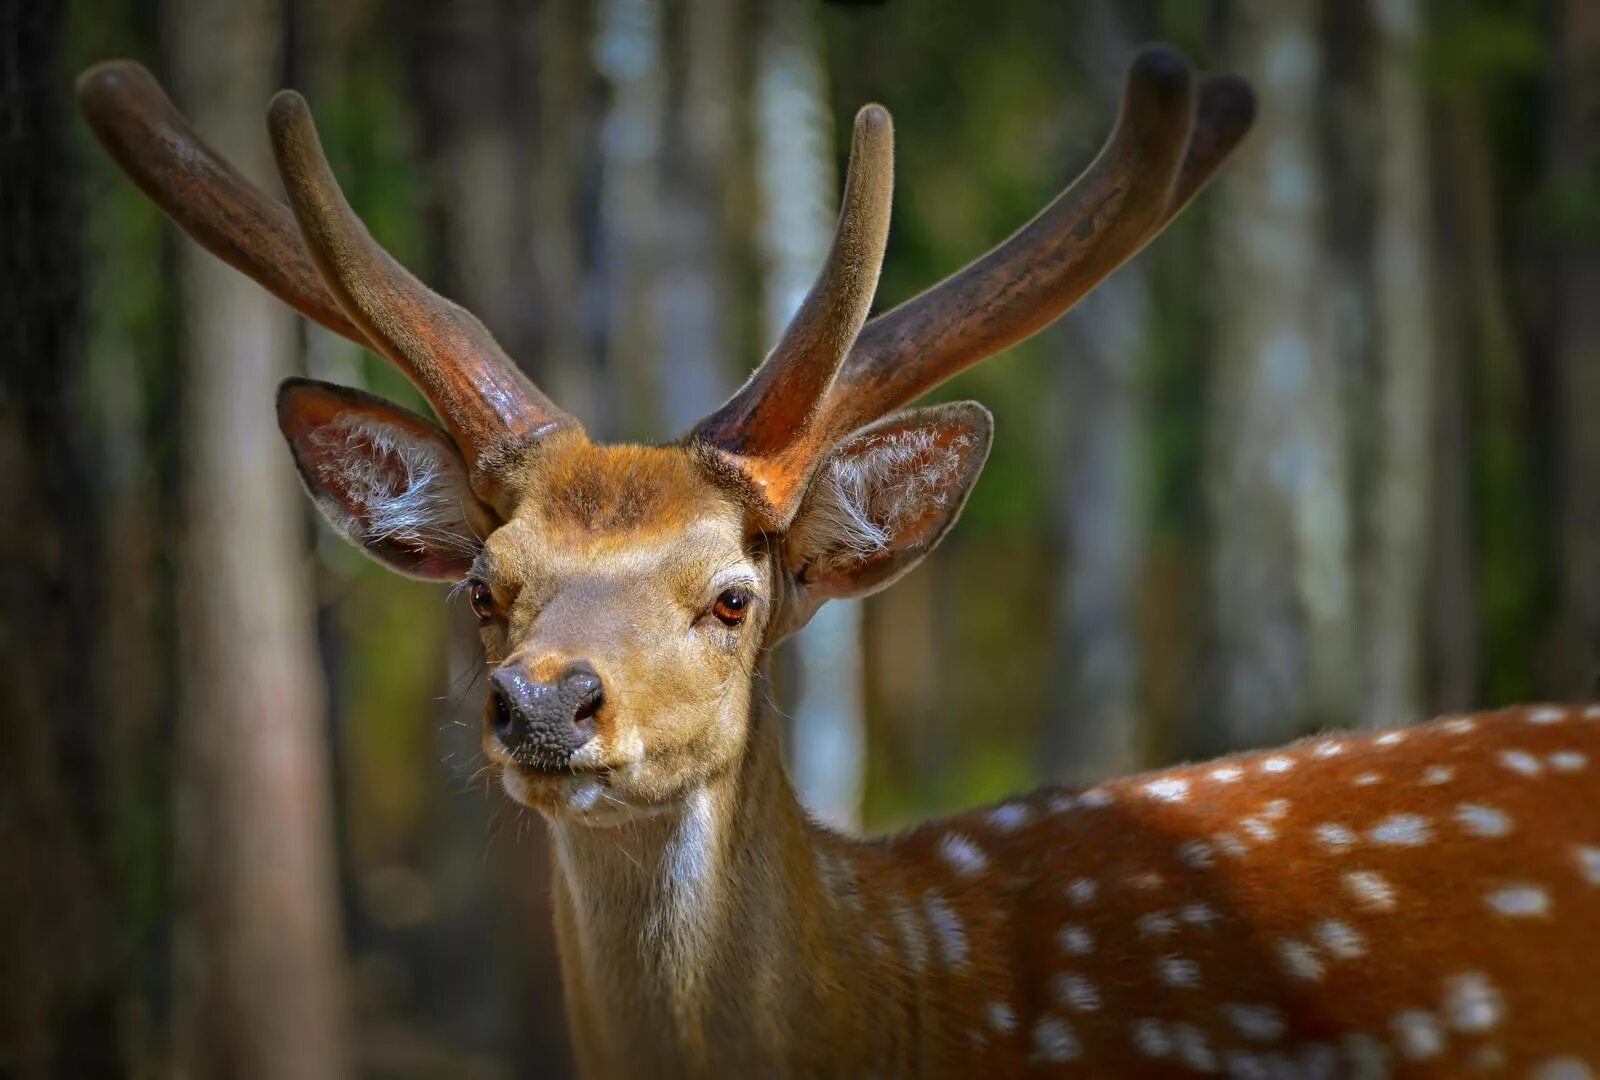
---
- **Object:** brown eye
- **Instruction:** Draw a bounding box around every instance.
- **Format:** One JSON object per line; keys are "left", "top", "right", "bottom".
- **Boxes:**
{"left": 467, "top": 579, "right": 496, "bottom": 623}
{"left": 711, "top": 587, "right": 752, "bottom": 627}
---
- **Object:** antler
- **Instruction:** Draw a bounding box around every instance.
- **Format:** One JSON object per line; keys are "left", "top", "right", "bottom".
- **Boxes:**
{"left": 75, "top": 61, "right": 364, "bottom": 346}
{"left": 76, "top": 60, "right": 577, "bottom": 499}
{"left": 817, "top": 49, "right": 1256, "bottom": 447}
{"left": 691, "top": 104, "right": 895, "bottom": 519}
{"left": 692, "top": 46, "right": 1254, "bottom": 525}
{"left": 265, "top": 92, "right": 576, "bottom": 486}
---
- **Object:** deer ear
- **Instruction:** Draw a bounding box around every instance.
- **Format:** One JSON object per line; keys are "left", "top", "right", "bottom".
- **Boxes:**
{"left": 785, "top": 402, "right": 991, "bottom": 615}
{"left": 277, "top": 377, "right": 492, "bottom": 581}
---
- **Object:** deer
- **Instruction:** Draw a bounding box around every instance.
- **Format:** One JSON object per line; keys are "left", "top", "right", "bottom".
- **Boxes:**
{"left": 77, "top": 44, "right": 1600, "bottom": 1079}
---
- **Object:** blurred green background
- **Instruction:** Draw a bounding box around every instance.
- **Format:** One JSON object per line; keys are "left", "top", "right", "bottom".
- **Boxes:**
{"left": 5, "top": 0, "right": 1598, "bottom": 1075}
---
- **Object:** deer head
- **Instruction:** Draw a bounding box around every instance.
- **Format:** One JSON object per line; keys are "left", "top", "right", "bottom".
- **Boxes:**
{"left": 77, "top": 48, "right": 1253, "bottom": 827}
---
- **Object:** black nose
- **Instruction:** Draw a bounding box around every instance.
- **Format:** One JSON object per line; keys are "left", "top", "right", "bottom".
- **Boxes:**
{"left": 488, "top": 660, "right": 604, "bottom": 764}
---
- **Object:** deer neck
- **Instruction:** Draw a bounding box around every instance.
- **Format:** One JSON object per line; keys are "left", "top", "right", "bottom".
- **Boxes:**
{"left": 545, "top": 679, "right": 836, "bottom": 1073}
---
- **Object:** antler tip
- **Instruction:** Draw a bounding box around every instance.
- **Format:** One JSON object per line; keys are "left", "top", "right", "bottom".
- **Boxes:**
{"left": 267, "top": 89, "right": 312, "bottom": 135}
{"left": 854, "top": 103, "right": 892, "bottom": 133}
{"left": 75, "top": 59, "right": 153, "bottom": 113}
{"left": 1198, "top": 74, "right": 1257, "bottom": 141}
{"left": 1126, "top": 43, "right": 1194, "bottom": 108}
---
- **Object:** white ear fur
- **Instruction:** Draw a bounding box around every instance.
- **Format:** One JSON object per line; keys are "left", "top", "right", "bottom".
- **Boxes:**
{"left": 278, "top": 378, "right": 487, "bottom": 581}
{"left": 786, "top": 402, "right": 992, "bottom": 604}
{"left": 306, "top": 415, "right": 479, "bottom": 561}
{"left": 794, "top": 424, "right": 973, "bottom": 576}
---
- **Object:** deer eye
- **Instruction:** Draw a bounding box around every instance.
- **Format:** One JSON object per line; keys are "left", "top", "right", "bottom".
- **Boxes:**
{"left": 711, "top": 587, "right": 753, "bottom": 627}
{"left": 467, "top": 579, "right": 496, "bottom": 623}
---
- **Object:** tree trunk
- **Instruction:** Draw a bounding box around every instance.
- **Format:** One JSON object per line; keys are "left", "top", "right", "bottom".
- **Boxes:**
{"left": 1547, "top": 0, "right": 1600, "bottom": 698}
{"left": 1359, "top": 0, "right": 1435, "bottom": 727}
{"left": 0, "top": 2, "right": 125, "bottom": 1074}
{"left": 167, "top": 2, "right": 348, "bottom": 1075}
{"left": 1042, "top": 1, "right": 1151, "bottom": 784}
{"left": 754, "top": 0, "right": 866, "bottom": 829}
{"left": 1203, "top": 1, "right": 1353, "bottom": 753}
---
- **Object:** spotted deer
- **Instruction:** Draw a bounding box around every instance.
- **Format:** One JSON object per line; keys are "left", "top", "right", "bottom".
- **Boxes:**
{"left": 79, "top": 45, "right": 1600, "bottom": 1079}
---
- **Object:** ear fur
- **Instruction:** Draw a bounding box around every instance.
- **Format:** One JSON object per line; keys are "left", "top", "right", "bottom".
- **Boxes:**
{"left": 277, "top": 377, "right": 492, "bottom": 580}
{"left": 785, "top": 402, "right": 991, "bottom": 616}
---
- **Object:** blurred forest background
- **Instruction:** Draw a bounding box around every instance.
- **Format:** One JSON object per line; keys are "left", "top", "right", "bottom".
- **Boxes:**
{"left": 4, "top": 0, "right": 1598, "bottom": 1075}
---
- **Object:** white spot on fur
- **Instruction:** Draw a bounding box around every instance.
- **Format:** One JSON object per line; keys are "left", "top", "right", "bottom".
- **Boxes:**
{"left": 1442, "top": 972, "right": 1503, "bottom": 1033}
{"left": 1368, "top": 813, "right": 1432, "bottom": 847}
{"left": 1156, "top": 954, "right": 1202, "bottom": 989}
{"left": 1137, "top": 911, "right": 1177, "bottom": 939}
{"left": 1260, "top": 756, "right": 1296, "bottom": 774}
{"left": 1353, "top": 772, "right": 1383, "bottom": 786}
{"left": 1222, "top": 1004, "right": 1286, "bottom": 1042}
{"left": 1241, "top": 816, "right": 1277, "bottom": 844}
{"left": 1313, "top": 740, "right": 1346, "bottom": 758}
{"left": 1276, "top": 938, "right": 1324, "bottom": 981}
{"left": 1047, "top": 793, "right": 1079, "bottom": 815}
{"left": 1058, "top": 924, "right": 1095, "bottom": 955}
{"left": 987, "top": 803, "right": 1032, "bottom": 832}
{"left": 1140, "top": 777, "right": 1186, "bottom": 803}
{"left": 1261, "top": 798, "right": 1292, "bottom": 820}
{"left": 1171, "top": 1023, "right": 1217, "bottom": 1071}
{"left": 1177, "top": 840, "right": 1215, "bottom": 869}
{"left": 1133, "top": 1018, "right": 1173, "bottom": 1059}
{"left": 1549, "top": 750, "right": 1588, "bottom": 772}
{"left": 1179, "top": 903, "right": 1218, "bottom": 928}
{"left": 1442, "top": 716, "right": 1478, "bottom": 734}
{"left": 1052, "top": 972, "right": 1101, "bottom": 1012}
{"left": 1313, "top": 919, "right": 1366, "bottom": 960}
{"left": 1498, "top": 749, "right": 1543, "bottom": 777}
{"left": 937, "top": 832, "right": 987, "bottom": 876}
{"left": 1455, "top": 803, "right": 1513, "bottom": 838}
{"left": 1127, "top": 869, "right": 1165, "bottom": 891}
{"left": 1079, "top": 787, "right": 1115, "bottom": 808}
{"left": 1344, "top": 870, "right": 1398, "bottom": 912}
{"left": 1586, "top": 706, "right": 1600, "bottom": 721}
{"left": 1066, "top": 878, "right": 1097, "bottom": 906}
{"left": 1030, "top": 1017, "right": 1079, "bottom": 1063}
{"left": 1576, "top": 845, "right": 1600, "bottom": 886}
{"left": 986, "top": 1000, "right": 1017, "bottom": 1034}
{"left": 1213, "top": 832, "right": 1250, "bottom": 858}
{"left": 1314, "top": 823, "right": 1357, "bottom": 852}
{"left": 1486, "top": 884, "right": 1550, "bottom": 917}
{"left": 1527, "top": 706, "right": 1568, "bottom": 724}
{"left": 1532, "top": 1058, "right": 1596, "bottom": 1080}
{"left": 891, "top": 901, "right": 928, "bottom": 971}
{"left": 1210, "top": 765, "right": 1244, "bottom": 783}
{"left": 1376, "top": 731, "right": 1407, "bottom": 747}
{"left": 922, "top": 890, "right": 967, "bottom": 970}
{"left": 1392, "top": 1010, "right": 1446, "bottom": 1059}
{"left": 1421, "top": 765, "right": 1455, "bottom": 785}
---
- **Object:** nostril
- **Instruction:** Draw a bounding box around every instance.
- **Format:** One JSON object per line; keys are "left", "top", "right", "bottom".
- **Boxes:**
{"left": 563, "top": 663, "right": 604, "bottom": 726}
{"left": 573, "top": 681, "right": 604, "bottom": 725}
{"left": 489, "top": 682, "right": 515, "bottom": 739}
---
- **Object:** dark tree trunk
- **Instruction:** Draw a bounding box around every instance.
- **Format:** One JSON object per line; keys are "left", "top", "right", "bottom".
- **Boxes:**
{"left": 167, "top": 1, "right": 349, "bottom": 1075}
{"left": 1546, "top": 0, "right": 1600, "bottom": 698}
{"left": 0, "top": 3, "right": 125, "bottom": 1075}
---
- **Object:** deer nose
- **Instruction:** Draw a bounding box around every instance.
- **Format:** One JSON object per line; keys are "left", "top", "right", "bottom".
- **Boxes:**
{"left": 488, "top": 660, "right": 604, "bottom": 763}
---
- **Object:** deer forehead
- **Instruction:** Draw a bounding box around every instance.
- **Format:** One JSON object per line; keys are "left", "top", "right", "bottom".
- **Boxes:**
{"left": 485, "top": 441, "right": 756, "bottom": 589}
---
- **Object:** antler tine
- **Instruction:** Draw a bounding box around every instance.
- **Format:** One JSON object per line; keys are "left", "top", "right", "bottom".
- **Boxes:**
{"left": 815, "top": 47, "right": 1255, "bottom": 447}
{"left": 691, "top": 104, "right": 895, "bottom": 520}
{"left": 75, "top": 60, "right": 365, "bottom": 347}
{"left": 267, "top": 91, "right": 577, "bottom": 492}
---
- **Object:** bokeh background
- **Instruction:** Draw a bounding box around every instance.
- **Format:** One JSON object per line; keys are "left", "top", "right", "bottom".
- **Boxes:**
{"left": 5, "top": 0, "right": 1598, "bottom": 1075}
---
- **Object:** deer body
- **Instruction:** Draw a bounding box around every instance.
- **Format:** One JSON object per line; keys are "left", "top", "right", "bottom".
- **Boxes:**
{"left": 549, "top": 701, "right": 1600, "bottom": 1077}
{"left": 78, "top": 43, "right": 1600, "bottom": 1080}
